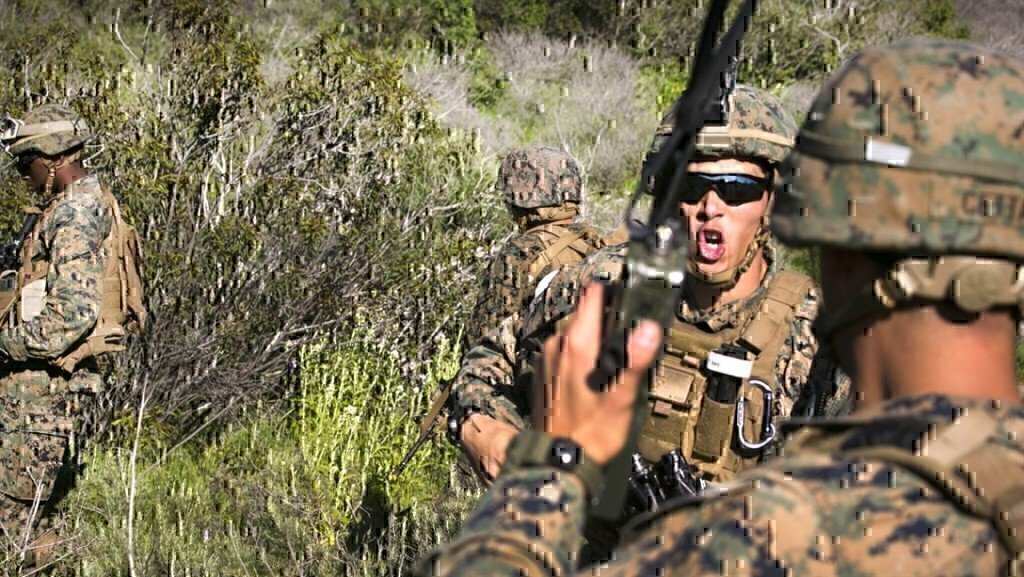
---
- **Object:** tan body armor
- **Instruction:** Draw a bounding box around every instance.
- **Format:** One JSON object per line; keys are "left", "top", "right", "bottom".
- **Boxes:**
{"left": 639, "top": 270, "right": 813, "bottom": 482}
{"left": 425, "top": 222, "right": 611, "bottom": 443}
{"left": 523, "top": 222, "right": 606, "bottom": 282}
{"left": 0, "top": 186, "right": 145, "bottom": 373}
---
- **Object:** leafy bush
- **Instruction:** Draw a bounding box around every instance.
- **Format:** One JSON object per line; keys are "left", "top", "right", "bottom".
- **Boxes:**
{"left": 954, "top": 0, "right": 1024, "bottom": 58}
{"left": 406, "top": 30, "right": 658, "bottom": 221}
{"left": 1, "top": 3, "right": 502, "bottom": 429}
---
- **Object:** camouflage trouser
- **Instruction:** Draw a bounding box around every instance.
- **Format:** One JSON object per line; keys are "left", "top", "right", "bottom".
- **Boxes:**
{"left": 0, "top": 365, "right": 93, "bottom": 540}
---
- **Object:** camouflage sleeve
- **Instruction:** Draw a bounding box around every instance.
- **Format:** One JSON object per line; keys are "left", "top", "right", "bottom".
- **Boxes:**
{"left": 418, "top": 464, "right": 826, "bottom": 577}
{"left": 451, "top": 252, "right": 604, "bottom": 429}
{"left": 603, "top": 472, "right": 828, "bottom": 576}
{"left": 452, "top": 313, "right": 529, "bottom": 429}
{"left": 464, "top": 239, "right": 533, "bottom": 352}
{"left": 417, "top": 466, "right": 588, "bottom": 577}
{"left": 774, "top": 285, "right": 851, "bottom": 420}
{"left": 0, "top": 192, "right": 111, "bottom": 361}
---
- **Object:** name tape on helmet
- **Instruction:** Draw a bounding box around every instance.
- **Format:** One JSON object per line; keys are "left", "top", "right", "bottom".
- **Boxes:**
{"left": 706, "top": 351, "right": 753, "bottom": 379}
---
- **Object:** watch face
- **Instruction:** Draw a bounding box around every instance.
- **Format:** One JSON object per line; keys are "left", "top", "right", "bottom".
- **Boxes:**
{"left": 550, "top": 439, "right": 582, "bottom": 469}
{"left": 446, "top": 415, "right": 461, "bottom": 444}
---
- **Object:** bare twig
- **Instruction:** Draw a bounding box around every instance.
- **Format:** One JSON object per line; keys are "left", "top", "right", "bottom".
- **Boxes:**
{"left": 113, "top": 8, "right": 142, "bottom": 64}
{"left": 125, "top": 376, "right": 149, "bottom": 577}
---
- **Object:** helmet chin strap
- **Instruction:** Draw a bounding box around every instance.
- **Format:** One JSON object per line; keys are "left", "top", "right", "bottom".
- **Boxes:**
{"left": 687, "top": 182, "right": 775, "bottom": 291}
{"left": 36, "top": 150, "right": 80, "bottom": 197}
{"left": 687, "top": 225, "right": 770, "bottom": 291}
{"left": 813, "top": 256, "right": 1024, "bottom": 344}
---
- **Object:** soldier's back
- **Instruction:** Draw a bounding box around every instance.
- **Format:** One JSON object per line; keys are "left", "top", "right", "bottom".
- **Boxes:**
{"left": 463, "top": 220, "right": 606, "bottom": 350}
{"left": 610, "top": 394, "right": 1021, "bottom": 576}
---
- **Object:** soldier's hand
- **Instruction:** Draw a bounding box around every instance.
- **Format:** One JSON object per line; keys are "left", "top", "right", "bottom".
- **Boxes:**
{"left": 459, "top": 412, "right": 518, "bottom": 487}
{"left": 535, "top": 282, "right": 662, "bottom": 466}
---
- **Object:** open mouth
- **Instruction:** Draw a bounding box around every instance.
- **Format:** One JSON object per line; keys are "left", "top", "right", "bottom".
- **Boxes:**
{"left": 697, "top": 228, "right": 726, "bottom": 263}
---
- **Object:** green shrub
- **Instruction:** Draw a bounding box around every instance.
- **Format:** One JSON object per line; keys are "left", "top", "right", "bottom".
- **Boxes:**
{"left": 61, "top": 333, "right": 477, "bottom": 575}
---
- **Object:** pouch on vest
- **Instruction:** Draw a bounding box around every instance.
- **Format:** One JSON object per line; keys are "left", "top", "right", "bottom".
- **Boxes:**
{"left": 693, "top": 345, "right": 748, "bottom": 459}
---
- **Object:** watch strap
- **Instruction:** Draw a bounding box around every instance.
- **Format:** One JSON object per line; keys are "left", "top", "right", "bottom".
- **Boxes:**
{"left": 504, "top": 430, "right": 605, "bottom": 499}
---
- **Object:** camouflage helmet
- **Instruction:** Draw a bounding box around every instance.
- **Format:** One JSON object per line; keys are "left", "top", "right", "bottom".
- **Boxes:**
{"left": 773, "top": 40, "right": 1024, "bottom": 329}
{"left": 498, "top": 146, "right": 582, "bottom": 209}
{"left": 773, "top": 40, "right": 1024, "bottom": 258}
{"left": 0, "top": 104, "right": 90, "bottom": 158}
{"left": 648, "top": 84, "right": 797, "bottom": 168}
{"left": 647, "top": 84, "right": 796, "bottom": 289}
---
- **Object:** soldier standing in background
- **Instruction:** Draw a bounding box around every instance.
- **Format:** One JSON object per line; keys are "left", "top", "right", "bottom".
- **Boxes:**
{"left": 419, "top": 39, "right": 1024, "bottom": 576}
{"left": 398, "top": 147, "right": 611, "bottom": 484}
{"left": 462, "top": 146, "right": 611, "bottom": 352}
{"left": 448, "top": 85, "right": 850, "bottom": 502}
{"left": 0, "top": 104, "right": 144, "bottom": 566}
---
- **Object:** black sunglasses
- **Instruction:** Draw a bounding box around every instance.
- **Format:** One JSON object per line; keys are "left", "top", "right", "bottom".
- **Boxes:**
{"left": 14, "top": 154, "right": 38, "bottom": 175}
{"left": 679, "top": 172, "right": 770, "bottom": 206}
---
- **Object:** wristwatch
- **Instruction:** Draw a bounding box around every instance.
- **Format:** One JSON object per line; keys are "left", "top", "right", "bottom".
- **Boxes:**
{"left": 446, "top": 406, "right": 482, "bottom": 446}
{"left": 503, "top": 430, "right": 605, "bottom": 499}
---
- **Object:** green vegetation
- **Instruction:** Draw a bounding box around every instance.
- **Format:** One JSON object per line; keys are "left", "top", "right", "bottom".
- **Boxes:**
{"left": 67, "top": 333, "right": 477, "bottom": 574}
{"left": 0, "top": 0, "right": 999, "bottom": 573}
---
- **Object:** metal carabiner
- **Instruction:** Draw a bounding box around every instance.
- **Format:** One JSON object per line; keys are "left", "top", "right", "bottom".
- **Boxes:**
{"left": 735, "top": 378, "right": 776, "bottom": 451}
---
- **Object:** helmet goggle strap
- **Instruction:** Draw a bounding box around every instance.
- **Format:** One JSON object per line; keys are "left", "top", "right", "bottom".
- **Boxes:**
{"left": 695, "top": 126, "right": 795, "bottom": 153}
{"left": 815, "top": 256, "right": 1024, "bottom": 341}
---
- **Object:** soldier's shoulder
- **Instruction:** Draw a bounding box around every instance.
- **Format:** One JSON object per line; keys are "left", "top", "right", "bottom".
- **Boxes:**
{"left": 520, "top": 243, "right": 628, "bottom": 337}
{"left": 577, "top": 242, "right": 627, "bottom": 281}
{"left": 564, "top": 220, "right": 605, "bottom": 239}
{"left": 485, "top": 232, "right": 550, "bottom": 279}
{"left": 773, "top": 265, "right": 820, "bottom": 320}
{"left": 49, "top": 176, "right": 111, "bottom": 227}
{"left": 501, "top": 229, "right": 550, "bottom": 256}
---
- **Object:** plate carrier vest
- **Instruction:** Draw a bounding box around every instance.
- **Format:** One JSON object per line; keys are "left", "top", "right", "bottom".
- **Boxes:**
{"left": 639, "top": 269, "right": 813, "bottom": 482}
{"left": 523, "top": 222, "right": 608, "bottom": 283}
{"left": 0, "top": 186, "right": 146, "bottom": 374}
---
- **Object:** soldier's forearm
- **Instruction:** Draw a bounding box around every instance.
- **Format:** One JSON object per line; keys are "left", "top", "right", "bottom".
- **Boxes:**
{"left": 452, "top": 319, "right": 525, "bottom": 426}
{"left": 0, "top": 307, "right": 98, "bottom": 361}
{"left": 419, "top": 467, "right": 587, "bottom": 577}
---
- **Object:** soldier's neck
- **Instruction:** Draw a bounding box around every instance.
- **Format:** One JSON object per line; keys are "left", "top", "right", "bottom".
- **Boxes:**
{"left": 688, "top": 253, "right": 768, "bottom": 311}
{"left": 51, "top": 164, "right": 88, "bottom": 194}
{"left": 849, "top": 306, "right": 1021, "bottom": 412}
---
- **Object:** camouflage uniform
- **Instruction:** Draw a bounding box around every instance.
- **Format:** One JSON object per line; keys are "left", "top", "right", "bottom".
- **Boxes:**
{"left": 0, "top": 106, "right": 111, "bottom": 537}
{"left": 453, "top": 241, "right": 849, "bottom": 440}
{"left": 422, "top": 396, "right": 1022, "bottom": 576}
{"left": 464, "top": 147, "right": 609, "bottom": 350}
{"left": 420, "top": 40, "right": 1024, "bottom": 576}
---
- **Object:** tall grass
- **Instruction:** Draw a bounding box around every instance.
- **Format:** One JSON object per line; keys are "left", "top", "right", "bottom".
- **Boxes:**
{"left": 56, "top": 333, "right": 478, "bottom": 575}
